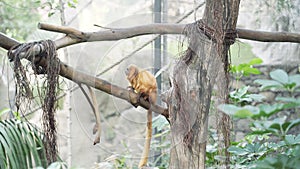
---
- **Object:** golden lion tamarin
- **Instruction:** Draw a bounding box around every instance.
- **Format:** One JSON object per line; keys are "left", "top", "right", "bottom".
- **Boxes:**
{"left": 125, "top": 64, "right": 157, "bottom": 168}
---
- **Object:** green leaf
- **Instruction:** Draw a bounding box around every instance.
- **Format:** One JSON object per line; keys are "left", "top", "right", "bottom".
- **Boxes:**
{"left": 206, "top": 144, "right": 217, "bottom": 153}
{"left": 289, "top": 75, "right": 300, "bottom": 88}
{"left": 235, "top": 86, "right": 249, "bottom": 98}
{"left": 219, "top": 104, "right": 259, "bottom": 118}
{"left": 230, "top": 86, "right": 259, "bottom": 104}
{"left": 254, "top": 155, "right": 289, "bottom": 169}
{"left": 250, "top": 117, "right": 288, "bottom": 136}
{"left": 230, "top": 65, "right": 238, "bottom": 73}
{"left": 291, "top": 145, "right": 300, "bottom": 158}
{"left": 284, "top": 118, "right": 300, "bottom": 133}
{"left": 285, "top": 134, "right": 300, "bottom": 145}
{"left": 284, "top": 82, "right": 296, "bottom": 90}
{"left": 218, "top": 104, "right": 240, "bottom": 116}
{"left": 254, "top": 79, "right": 283, "bottom": 90}
{"left": 234, "top": 109, "right": 253, "bottom": 118}
{"left": 0, "top": 119, "right": 47, "bottom": 168}
{"left": 234, "top": 105, "right": 259, "bottom": 118}
{"left": 5, "top": 120, "right": 28, "bottom": 167}
{"left": 276, "top": 97, "right": 297, "bottom": 102}
{"left": 275, "top": 97, "right": 300, "bottom": 109}
{"left": 13, "top": 111, "right": 21, "bottom": 120}
{"left": 255, "top": 103, "right": 284, "bottom": 118}
{"left": 0, "top": 123, "right": 19, "bottom": 169}
{"left": 270, "top": 69, "right": 289, "bottom": 84}
{"left": 244, "top": 143, "right": 266, "bottom": 154}
{"left": 237, "top": 63, "right": 248, "bottom": 71}
{"left": 246, "top": 105, "right": 260, "bottom": 114}
{"left": 67, "top": 1, "right": 76, "bottom": 8}
{"left": 0, "top": 141, "right": 7, "bottom": 168}
{"left": 247, "top": 94, "right": 265, "bottom": 102}
{"left": 48, "top": 11, "right": 55, "bottom": 17}
{"left": 249, "top": 58, "right": 263, "bottom": 65}
{"left": 268, "top": 142, "right": 284, "bottom": 149}
{"left": 242, "top": 67, "right": 261, "bottom": 76}
{"left": 249, "top": 130, "right": 273, "bottom": 135}
{"left": 269, "top": 117, "right": 286, "bottom": 130}
{"left": 228, "top": 146, "right": 248, "bottom": 156}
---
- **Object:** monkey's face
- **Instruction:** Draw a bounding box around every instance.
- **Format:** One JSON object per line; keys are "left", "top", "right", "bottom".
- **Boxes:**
{"left": 125, "top": 65, "right": 138, "bottom": 81}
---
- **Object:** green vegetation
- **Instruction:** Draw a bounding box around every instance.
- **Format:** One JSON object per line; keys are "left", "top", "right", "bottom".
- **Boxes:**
{"left": 230, "top": 57, "right": 263, "bottom": 80}
{"left": 0, "top": 119, "right": 47, "bottom": 169}
{"left": 219, "top": 67, "right": 300, "bottom": 168}
{"left": 0, "top": 117, "right": 68, "bottom": 169}
{"left": 0, "top": 0, "right": 78, "bottom": 42}
{"left": 0, "top": 0, "right": 41, "bottom": 41}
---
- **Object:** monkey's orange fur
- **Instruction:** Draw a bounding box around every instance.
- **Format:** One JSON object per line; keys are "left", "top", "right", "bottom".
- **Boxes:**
{"left": 125, "top": 64, "right": 157, "bottom": 168}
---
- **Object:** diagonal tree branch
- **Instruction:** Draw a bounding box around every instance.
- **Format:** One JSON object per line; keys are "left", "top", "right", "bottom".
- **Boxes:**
{"left": 0, "top": 32, "right": 19, "bottom": 50}
{"left": 59, "top": 61, "right": 169, "bottom": 119}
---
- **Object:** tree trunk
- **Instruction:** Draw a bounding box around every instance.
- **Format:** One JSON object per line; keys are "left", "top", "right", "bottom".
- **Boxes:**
{"left": 168, "top": 1, "right": 240, "bottom": 169}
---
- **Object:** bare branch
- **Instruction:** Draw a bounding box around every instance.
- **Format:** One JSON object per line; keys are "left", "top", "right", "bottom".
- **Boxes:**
{"left": 77, "top": 83, "right": 102, "bottom": 144}
{"left": 38, "top": 23, "right": 84, "bottom": 38}
{"left": 35, "top": 22, "right": 300, "bottom": 50}
{"left": 0, "top": 32, "right": 19, "bottom": 50}
{"left": 87, "top": 86, "right": 102, "bottom": 145}
{"left": 237, "top": 29, "right": 300, "bottom": 43}
{"left": 38, "top": 23, "right": 186, "bottom": 49}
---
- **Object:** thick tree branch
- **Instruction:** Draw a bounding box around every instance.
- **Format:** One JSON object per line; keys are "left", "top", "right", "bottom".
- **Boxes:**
{"left": 237, "top": 29, "right": 300, "bottom": 42}
{"left": 0, "top": 32, "right": 19, "bottom": 50}
{"left": 38, "top": 23, "right": 186, "bottom": 49}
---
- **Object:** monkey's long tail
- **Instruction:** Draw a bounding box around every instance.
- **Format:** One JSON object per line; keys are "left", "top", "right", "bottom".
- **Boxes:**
{"left": 138, "top": 109, "right": 152, "bottom": 168}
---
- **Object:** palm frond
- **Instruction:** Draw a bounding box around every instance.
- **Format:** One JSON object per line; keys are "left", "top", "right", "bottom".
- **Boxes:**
{"left": 0, "top": 119, "right": 47, "bottom": 169}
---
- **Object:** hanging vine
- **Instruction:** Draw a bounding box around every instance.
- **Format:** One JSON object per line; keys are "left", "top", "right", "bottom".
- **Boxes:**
{"left": 8, "top": 40, "right": 60, "bottom": 164}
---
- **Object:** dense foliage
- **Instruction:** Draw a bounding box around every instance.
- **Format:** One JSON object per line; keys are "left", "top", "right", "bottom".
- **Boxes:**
{"left": 219, "top": 61, "right": 300, "bottom": 168}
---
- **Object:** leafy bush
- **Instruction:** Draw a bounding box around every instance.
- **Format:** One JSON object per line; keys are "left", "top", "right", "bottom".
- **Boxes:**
{"left": 219, "top": 68, "right": 300, "bottom": 168}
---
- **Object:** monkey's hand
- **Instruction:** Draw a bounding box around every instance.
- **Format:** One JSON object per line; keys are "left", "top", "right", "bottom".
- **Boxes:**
{"left": 127, "top": 86, "right": 135, "bottom": 92}
{"left": 127, "top": 86, "right": 139, "bottom": 107}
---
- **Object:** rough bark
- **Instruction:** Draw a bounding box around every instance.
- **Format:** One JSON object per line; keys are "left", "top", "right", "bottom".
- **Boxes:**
{"left": 169, "top": 39, "right": 216, "bottom": 169}
{"left": 168, "top": 1, "right": 240, "bottom": 169}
